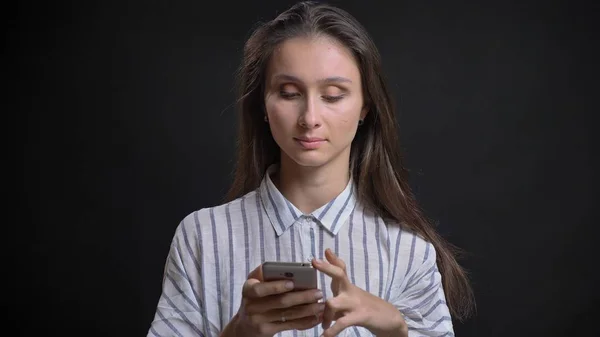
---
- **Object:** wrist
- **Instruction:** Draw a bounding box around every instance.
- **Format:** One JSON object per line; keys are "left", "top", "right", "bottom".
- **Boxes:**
{"left": 375, "top": 327, "right": 408, "bottom": 337}
{"left": 371, "top": 309, "right": 408, "bottom": 337}
{"left": 219, "top": 313, "right": 240, "bottom": 337}
{"left": 374, "top": 325, "right": 408, "bottom": 337}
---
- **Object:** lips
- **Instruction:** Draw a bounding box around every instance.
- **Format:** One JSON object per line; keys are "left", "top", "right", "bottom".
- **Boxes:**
{"left": 294, "top": 136, "right": 326, "bottom": 150}
{"left": 295, "top": 137, "right": 326, "bottom": 142}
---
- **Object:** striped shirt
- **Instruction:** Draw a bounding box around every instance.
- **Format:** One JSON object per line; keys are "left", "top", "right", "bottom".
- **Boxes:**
{"left": 148, "top": 165, "right": 454, "bottom": 337}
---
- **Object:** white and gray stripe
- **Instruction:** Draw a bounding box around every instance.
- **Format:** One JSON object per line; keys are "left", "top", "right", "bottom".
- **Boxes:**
{"left": 148, "top": 165, "right": 454, "bottom": 336}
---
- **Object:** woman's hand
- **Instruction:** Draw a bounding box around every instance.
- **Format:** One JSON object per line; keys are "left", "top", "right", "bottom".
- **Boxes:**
{"left": 222, "top": 265, "right": 325, "bottom": 337}
{"left": 312, "top": 249, "right": 408, "bottom": 337}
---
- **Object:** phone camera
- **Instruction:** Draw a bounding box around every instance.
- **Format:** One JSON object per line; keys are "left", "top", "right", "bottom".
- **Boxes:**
{"left": 284, "top": 272, "right": 294, "bottom": 278}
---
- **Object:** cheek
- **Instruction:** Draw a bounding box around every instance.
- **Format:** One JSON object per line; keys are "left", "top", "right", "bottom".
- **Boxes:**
{"left": 265, "top": 100, "right": 298, "bottom": 140}
{"left": 328, "top": 103, "right": 362, "bottom": 131}
{"left": 334, "top": 120, "right": 359, "bottom": 141}
{"left": 267, "top": 104, "right": 291, "bottom": 125}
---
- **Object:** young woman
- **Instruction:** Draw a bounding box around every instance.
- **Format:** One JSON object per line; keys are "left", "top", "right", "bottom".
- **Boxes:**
{"left": 148, "top": 2, "right": 474, "bottom": 336}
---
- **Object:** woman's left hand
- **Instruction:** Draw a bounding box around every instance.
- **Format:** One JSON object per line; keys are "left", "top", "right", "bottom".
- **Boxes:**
{"left": 312, "top": 248, "right": 408, "bottom": 337}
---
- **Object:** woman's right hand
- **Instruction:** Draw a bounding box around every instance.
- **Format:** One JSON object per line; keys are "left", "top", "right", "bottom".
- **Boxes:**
{"left": 226, "top": 265, "right": 325, "bottom": 337}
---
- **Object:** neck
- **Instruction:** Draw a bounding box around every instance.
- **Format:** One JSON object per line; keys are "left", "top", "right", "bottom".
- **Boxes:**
{"left": 272, "top": 154, "right": 350, "bottom": 214}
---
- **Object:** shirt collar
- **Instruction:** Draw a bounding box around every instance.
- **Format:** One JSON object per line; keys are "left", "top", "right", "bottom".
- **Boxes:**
{"left": 259, "top": 164, "right": 357, "bottom": 237}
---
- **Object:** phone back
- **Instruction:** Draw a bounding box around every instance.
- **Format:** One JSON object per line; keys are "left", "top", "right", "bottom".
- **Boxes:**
{"left": 262, "top": 262, "right": 318, "bottom": 290}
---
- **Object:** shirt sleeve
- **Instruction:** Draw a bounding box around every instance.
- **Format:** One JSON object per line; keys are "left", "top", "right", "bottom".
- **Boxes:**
{"left": 392, "top": 239, "right": 455, "bottom": 337}
{"left": 147, "top": 217, "right": 218, "bottom": 337}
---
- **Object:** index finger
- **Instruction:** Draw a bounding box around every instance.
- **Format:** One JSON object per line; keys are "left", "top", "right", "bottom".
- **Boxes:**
{"left": 243, "top": 278, "right": 295, "bottom": 299}
{"left": 312, "top": 258, "right": 349, "bottom": 283}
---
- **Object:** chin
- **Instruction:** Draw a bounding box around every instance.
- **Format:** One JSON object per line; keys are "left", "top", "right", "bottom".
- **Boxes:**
{"left": 284, "top": 150, "right": 331, "bottom": 168}
{"left": 279, "top": 142, "right": 350, "bottom": 169}
{"left": 290, "top": 155, "right": 330, "bottom": 168}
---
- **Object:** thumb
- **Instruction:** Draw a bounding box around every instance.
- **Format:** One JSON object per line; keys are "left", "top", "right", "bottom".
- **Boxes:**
{"left": 247, "top": 264, "right": 264, "bottom": 281}
{"left": 242, "top": 265, "right": 264, "bottom": 299}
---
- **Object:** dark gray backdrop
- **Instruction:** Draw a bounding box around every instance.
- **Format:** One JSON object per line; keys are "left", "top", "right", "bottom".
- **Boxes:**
{"left": 18, "top": 0, "right": 596, "bottom": 336}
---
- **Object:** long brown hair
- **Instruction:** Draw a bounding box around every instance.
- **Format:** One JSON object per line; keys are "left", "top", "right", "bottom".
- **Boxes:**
{"left": 226, "top": 1, "right": 475, "bottom": 321}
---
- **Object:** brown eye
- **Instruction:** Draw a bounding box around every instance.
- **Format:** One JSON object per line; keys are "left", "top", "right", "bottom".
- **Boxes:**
{"left": 323, "top": 95, "right": 344, "bottom": 103}
{"left": 323, "top": 86, "right": 346, "bottom": 103}
{"left": 279, "top": 83, "right": 301, "bottom": 99}
{"left": 280, "top": 91, "right": 300, "bottom": 99}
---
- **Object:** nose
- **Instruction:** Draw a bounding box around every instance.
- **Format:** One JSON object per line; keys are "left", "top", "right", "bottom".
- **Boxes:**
{"left": 298, "top": 95, "right": 321, "bottom": 129}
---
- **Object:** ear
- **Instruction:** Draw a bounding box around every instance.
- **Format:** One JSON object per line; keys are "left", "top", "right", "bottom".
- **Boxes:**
{"left": 360, "top": 104, "right": 369, "bottom": 120}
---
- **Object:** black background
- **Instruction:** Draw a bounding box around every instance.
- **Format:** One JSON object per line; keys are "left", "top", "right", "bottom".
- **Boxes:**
{"left": 17, "top": 0, "right": 597, "bottom": 336}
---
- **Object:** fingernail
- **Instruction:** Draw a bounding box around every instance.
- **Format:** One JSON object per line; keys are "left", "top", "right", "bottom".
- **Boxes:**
{"left": 314, "top": 304, "right": 325, "bottom": 320}
{"left": 314, "top": 291, "right": 323, "bottom": 299}
{"left": 315, "top": 258, "right": 324, "bottom": 264}
{"left": 285, "top": 281, "right": 294, "bottom": 289}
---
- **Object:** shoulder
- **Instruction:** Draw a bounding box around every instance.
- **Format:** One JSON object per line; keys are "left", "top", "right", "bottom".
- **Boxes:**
{"left": 385, "top": 220, "right": 437, "bottom": 269}
{"left": 173, "top": 189, "right": 260, "bottom": 242}
{"left": 404, "top": 228, "right": 436, "bottom": 266}
{"left": 364, "top": 211, "right": 436, "bottom": 263}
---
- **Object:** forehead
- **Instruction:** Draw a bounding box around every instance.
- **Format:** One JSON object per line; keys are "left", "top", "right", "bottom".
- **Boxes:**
{"left": 266, "top": 36, "right": 361, "bottom": 83}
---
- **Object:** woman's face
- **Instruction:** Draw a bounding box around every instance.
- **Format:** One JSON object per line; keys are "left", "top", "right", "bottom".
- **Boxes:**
{"left": 264, "top": 35, "right": 367, "bottom": 170}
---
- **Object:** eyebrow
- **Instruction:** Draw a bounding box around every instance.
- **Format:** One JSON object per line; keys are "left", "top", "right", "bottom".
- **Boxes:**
{"left": 273, "top": 74, "right": 353, "bottom": 84}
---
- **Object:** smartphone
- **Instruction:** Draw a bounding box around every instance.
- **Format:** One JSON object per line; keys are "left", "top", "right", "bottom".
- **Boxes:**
{"left": 262, "top": 261, "right": 318, "bottom": 291}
